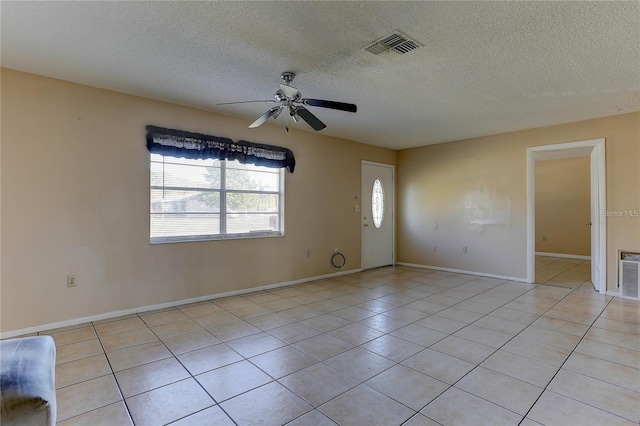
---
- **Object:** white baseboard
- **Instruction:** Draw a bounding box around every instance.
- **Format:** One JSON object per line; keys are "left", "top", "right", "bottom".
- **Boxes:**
{"left": 0, "top": 268, "right": 362, "bottom": 339}
{"left": 607, "top": 290, "right": 640, "bottom": 300}
{"left": 536, "top": 252, "right": 591, "bottom": 261}
{"left": 396, "top": 262, "right": 528, "bottom": 283}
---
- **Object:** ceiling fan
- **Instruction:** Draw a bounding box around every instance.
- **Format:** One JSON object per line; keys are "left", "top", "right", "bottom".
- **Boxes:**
{"left": 217, "top": 72, "right": 357, "bottom": 132}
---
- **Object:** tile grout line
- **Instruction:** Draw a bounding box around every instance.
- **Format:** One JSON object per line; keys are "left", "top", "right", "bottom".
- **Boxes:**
{"left": 263, "top": 275, "right": 632, "bottom": 425}
{"left": 48, "top": 274, "right": 549, "bottom": 422}
{"left": 250, "top": 275, "right": 448, "bottom": 420}
{"left": 535, "top": 257, "right": 592, "bottom": 288}
{"left": 137, "top": 309, "right": 241, "bottom": 425}
{"left": 389, "top": 280, "right": 549, "bottom": 421}
{"left": 408, "top": 283, "right": 589, "bottom": 422}
{"left": 279, "top": 274, "right": 536, "bottom": 424}
{"left": 56, "top": 321, "right": 136, "bottom": 425}
{"left": 46, "top": 266, "right": 636, "bottom": 425}
{"left": 245, "top": 271, "right": 485, "bottom": 423}
{"left": 516, "top": 293, "right": 627, "bottom": 424}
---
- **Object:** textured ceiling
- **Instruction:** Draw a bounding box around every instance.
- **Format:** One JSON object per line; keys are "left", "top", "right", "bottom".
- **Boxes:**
{"left": 2, "top": 1, "right": 639, "bottom": 149}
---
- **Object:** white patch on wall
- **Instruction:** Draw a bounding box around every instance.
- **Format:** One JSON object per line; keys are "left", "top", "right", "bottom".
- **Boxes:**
{"left": 463, "top": 177, "right": 511, "bottom": 228}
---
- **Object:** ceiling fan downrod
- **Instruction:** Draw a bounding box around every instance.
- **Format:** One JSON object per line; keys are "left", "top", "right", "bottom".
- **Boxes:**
{"left": 281, "top": 71, "right": 295, "bottom": 85}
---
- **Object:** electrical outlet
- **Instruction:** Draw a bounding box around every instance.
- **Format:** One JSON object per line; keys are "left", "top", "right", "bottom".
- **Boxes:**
{"left": 354, "top": 204, "right": 360, "bottom": 212}
{"left": 463, "top": 246, "right": 468, "bottom": 253}
{"left": 67, "top": 275, "right": 77, "bottom": 287}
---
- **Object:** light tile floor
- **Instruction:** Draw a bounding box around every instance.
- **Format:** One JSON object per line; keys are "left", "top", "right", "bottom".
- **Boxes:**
{"left": 35, "top": 266, "right": 639, "bottom": 425}
{"left": 535, "top": 256, "right": 595, "bottom": 291}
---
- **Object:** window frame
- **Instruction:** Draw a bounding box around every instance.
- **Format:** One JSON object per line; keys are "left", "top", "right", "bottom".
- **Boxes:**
{"left": 150, "top": 154, "right": 285, "bottom": 244}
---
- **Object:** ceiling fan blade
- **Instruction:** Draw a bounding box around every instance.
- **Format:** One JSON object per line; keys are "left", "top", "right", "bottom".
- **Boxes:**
{"left": 271, "top": 105, "right": 284, "bottom": 120}
{"left": 249, "top": 107, "right": 281, "bottom": 128}
{"left": 295, "top": 106, "right": 326, "bottom": 131}
{"left": 280, "top": 84, "right": 299, "bottom": 99}
{"left": 302, "top": 99, "right": 357, "bottom": 113}
{"left": 217, "top": 100, "right": 277, "bottom": 106}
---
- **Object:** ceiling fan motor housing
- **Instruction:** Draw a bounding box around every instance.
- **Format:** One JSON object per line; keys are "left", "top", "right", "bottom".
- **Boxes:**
{"left": 281, "top": 71, "right": 296, "bottom": 85}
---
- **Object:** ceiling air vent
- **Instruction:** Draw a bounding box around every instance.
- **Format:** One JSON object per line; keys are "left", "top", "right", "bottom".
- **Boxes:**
{"left": 365, "top": 31, "right": 422, "bottom": 56}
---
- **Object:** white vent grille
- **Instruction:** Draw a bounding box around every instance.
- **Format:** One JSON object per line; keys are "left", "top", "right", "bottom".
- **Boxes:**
{"left": 619, "top": 252, "right": 640, "bottom": 299}
{"left": 365, "top": 32, "right": 422, "bottom": 56}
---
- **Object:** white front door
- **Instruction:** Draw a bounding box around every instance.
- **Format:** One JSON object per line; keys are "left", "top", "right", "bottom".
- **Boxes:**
{"left": 362, "top": 161, "right": 394, "bottom": 269}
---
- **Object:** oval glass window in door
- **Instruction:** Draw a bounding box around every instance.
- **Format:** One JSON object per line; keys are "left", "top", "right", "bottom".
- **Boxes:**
{"left": 372, "top": 179, "right": 384, "bottom": 228}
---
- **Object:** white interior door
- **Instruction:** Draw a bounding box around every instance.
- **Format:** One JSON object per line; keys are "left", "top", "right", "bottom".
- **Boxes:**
{"left": 362, "top": 161, "right": 394, "bottom": 269}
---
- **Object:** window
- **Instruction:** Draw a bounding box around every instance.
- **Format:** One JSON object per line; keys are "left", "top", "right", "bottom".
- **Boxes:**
{"left": 372, "top": 178, "right": 384, "bottom": 228}
{"left": 150, "top": 154, "right": 284, "bottom": 243}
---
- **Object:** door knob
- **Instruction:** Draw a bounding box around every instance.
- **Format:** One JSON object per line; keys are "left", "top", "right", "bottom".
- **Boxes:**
{"left": 364, "top": 223, "right": 369, "bottom": 227}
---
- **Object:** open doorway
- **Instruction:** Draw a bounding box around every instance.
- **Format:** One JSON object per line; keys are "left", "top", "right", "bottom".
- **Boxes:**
{"left": 534, "top": 156, "right": 593, "bottom": 290}
{"left": 527, "top": 139, "right": 607, "bottom": 294}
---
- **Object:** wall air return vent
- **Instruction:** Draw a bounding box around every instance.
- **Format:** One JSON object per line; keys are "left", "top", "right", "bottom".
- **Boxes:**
{"left": 365, "top": 31, "right": 422, "bottom": 56}
{"left": 619, "top": 251, "right": 640, "bottom": 300}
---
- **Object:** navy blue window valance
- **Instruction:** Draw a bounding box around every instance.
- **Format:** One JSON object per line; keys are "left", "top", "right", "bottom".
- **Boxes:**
{"left": 146, "top": 125, "right": 296, "bottom": 173}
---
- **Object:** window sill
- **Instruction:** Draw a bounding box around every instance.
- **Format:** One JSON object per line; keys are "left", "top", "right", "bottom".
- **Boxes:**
{"left": 150, "top": 231, "right": 284, "bottom": 245}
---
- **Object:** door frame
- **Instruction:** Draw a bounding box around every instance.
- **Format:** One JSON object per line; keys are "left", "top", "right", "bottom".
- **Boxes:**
{"left": 361, "top": 160, "right": 396, "bottom": 269}
{"left": 526, "top": 138, "right": 606, "bottom": 293}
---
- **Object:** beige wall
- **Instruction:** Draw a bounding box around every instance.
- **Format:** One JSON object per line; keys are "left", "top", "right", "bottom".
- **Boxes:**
{"left": 0, "top": 69, "right": 396, "bottom": 332}
{"left": 398, "top": 112, "right": 640, "bottom": 290}
{"left": 2, "top": 68, "right": 639, "bottom": 333}
{"left": 535, "top": 157, "right": 591, "bottom": 256}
